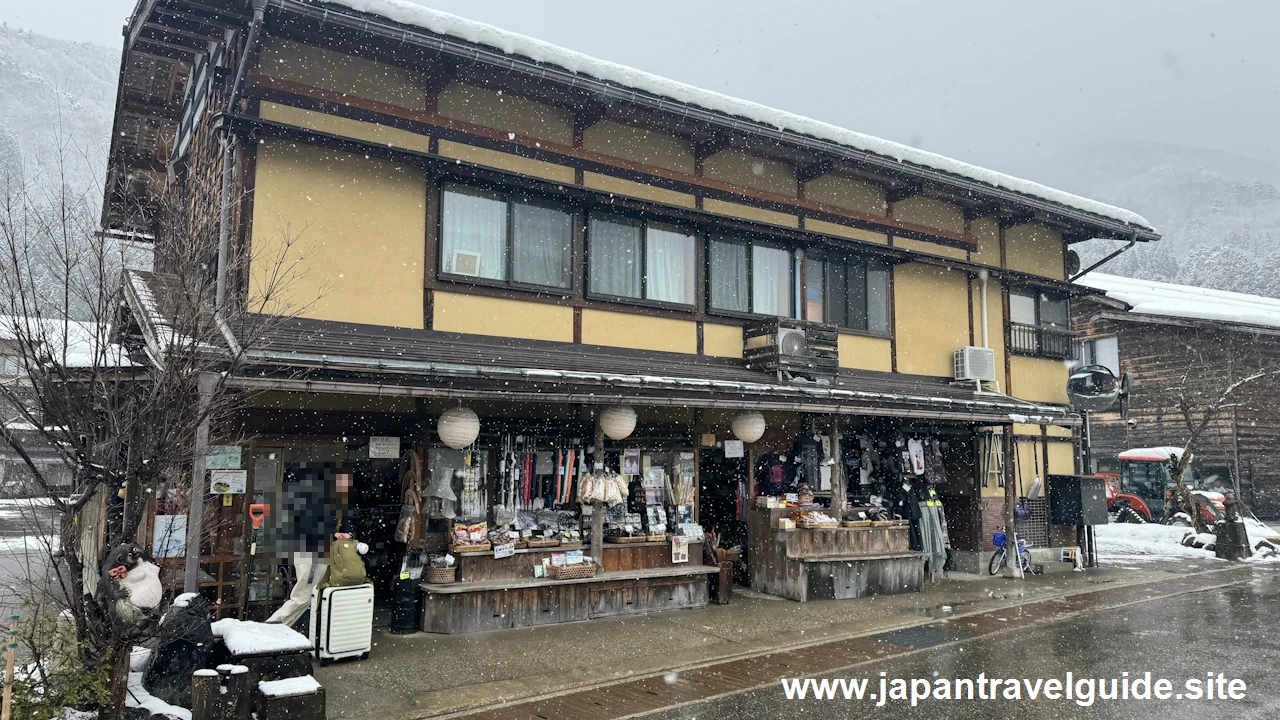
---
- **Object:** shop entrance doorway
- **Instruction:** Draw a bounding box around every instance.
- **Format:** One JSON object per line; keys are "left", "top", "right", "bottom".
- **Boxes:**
{"left": 698, "top": 449, "right": 748, "bottom": 550}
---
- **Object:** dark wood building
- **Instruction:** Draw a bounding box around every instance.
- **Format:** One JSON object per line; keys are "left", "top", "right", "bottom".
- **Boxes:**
{"left": 1073, "top": 273, "right": 1280, "bottom": 517}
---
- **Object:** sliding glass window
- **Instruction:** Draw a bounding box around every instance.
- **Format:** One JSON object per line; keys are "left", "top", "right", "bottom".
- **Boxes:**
{"left": 708, "top": 237, "right": 794, "bottom": 317}
{"left": 440, "top": 183, "right": 573, "bottom": 290}
{"left": 589, "top": 214, "right": 696, "bottom": 306}
{"left": 814, "top": 255, "right": 891, "bottom": 333}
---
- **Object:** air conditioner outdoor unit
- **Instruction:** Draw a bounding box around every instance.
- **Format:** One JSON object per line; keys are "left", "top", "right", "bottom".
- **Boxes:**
{"left": 744, "top": 319, "right": 838, "bottom": 382}
{"left": 954, "top": 346, "right": 997, "bottom": 383}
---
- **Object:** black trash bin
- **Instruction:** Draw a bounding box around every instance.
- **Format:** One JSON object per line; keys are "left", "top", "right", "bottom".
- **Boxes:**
{"left": 390, "top": 577, "right": 421, "bottom": 634}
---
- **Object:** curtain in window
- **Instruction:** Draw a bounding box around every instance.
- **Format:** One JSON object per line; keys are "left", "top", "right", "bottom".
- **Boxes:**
{"left": 1010, "top": 291, "right": 1037, "bottom": 325}
{"left": 645, "top": 225, "right": 695, "bottom": 305}
{"left": 804, "top": 259, "right": 824, "bottom": 322}
{"left": 752, "top": 245, "right": 791, "bottom": 317}
{"left": 709, "top": 239, "right": 748, "bottom": 313}
{"left": 867, "top": 261, "right": 890, "bottom": 333}
{"left": 589, "top": 216, "right": 641, "bottom": 298}
{"left": 441, "top": 187, "right": 507, "bottom": 280}
{"left": 512, "top": 202, "right": 572, "bottom": 288}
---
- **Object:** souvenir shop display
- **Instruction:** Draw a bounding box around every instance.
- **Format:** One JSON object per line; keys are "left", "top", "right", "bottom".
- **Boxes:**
{"left": 790, "top": 509, "right": 839, "bottom": 528}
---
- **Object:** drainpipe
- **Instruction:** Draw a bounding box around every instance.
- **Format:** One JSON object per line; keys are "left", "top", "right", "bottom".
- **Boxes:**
{"left": 978, "top": 269, "right": 991, "bottom": 393}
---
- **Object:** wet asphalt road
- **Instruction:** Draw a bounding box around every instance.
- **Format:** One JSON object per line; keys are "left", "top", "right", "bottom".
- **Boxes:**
{"left": 644, "top": 568, "right": 1280, "bottom": 720}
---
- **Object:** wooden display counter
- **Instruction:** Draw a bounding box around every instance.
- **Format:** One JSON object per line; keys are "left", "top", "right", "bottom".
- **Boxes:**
{"left": 420, "top": 541, "right": 714, "bottom": 633}
{"left": 747, "top": 506, "right": 923, "bottom": 602}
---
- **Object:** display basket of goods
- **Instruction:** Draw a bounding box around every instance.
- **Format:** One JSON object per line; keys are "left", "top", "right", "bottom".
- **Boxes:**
{"left": 451, "top": 522, "right": 492, "bottom": 552}
{"left": 426, "top": 566, "right": 457, "bottom": 584}
{"left": 605, "top": 535, "right": 647, "bottom": 544}
{"left": 557, "top": 540, "right": 584, "bottom": 550}
{"left": 792, "top": 510, "right": 839, "bottom": 529}
{"left": 841, "top": 520, "right": 873, "bottom": 528}
{"left": 871, "top": 520, "right": 899, "bottom": 527}
{"left": 550, "top": 560, "right": 597, "bottom": 580}
{"left": 526, "top": 538, "right": 560, "bottom": 548}
{"left": 646, "top": 534, "right": 668, "bottom": 542}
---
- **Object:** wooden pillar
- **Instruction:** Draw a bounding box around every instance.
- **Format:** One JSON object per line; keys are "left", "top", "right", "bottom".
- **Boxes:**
{"left": 1002, "top": 427, "right": 1023, "bottom": 579}
{"left": 191, "top": 668, "right": 221, "bottom": 720}
{"left": 184, "top": 372, "right": 218, "bottom": 594}
{"left": 590, "top": 413, "right": 605, "bottom": 566}
{"left": 223, "top": 665, "right": 251, "bottom": 720}
{"left": 831, "top": 417, "right": 843, "bottom": 511}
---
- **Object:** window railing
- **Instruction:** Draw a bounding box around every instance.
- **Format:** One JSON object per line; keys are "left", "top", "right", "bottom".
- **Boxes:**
{"left": 1009, "top": 322, "right": 1076, "bottom": 360}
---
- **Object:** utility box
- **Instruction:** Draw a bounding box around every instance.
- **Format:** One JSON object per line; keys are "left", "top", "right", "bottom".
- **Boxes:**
{"left": 1047, "top": 475, "right": 1109, "bottom": 526}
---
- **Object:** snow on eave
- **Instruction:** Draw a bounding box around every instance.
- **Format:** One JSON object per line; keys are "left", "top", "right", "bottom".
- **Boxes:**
{"left": 1078, "top": 273, "right": 1280, "bottom": 331}
{"left": 312, "top": 0, "right": 1155, "bottom": 233}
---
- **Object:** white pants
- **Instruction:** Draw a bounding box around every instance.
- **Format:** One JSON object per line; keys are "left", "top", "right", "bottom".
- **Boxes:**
{"left": 267, "top": 552, "right": 328, "bottom": 626}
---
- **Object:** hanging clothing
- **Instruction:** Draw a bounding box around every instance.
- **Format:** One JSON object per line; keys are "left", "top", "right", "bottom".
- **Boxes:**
{"left": 907, "top": 438, "right": 926, "bottom": 475}
{"left": 754, "top": 453, "right": 789, "bottom": 496}
{"left": 792, "top": 434, "right": 825, "bottom": 487}
{"left": 918, "top": 502, "right": 947, "bottom": 584}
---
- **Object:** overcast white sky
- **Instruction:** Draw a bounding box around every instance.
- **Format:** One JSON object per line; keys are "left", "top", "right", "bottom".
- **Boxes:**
{"left": 4, "top": 0, "right": 1278, "bottom": 181}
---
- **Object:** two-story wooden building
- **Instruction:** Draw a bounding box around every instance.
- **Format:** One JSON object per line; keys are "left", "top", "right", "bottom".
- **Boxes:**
{"left": 1074, "top": 273, "right": 1280, "bottom": 518}
{"left": 105, "top": 0, "right": 1158, "bottom": 626}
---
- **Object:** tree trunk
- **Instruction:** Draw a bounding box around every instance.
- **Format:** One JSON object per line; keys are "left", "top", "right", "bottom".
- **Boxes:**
{"left": 103, "top": 640, "right": 132, "bottom": 720}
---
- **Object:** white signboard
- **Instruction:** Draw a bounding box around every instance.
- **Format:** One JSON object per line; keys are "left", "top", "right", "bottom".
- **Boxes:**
{"left": 671, "top": 535, "right": 689, "bottom": 563}
{"left": 209, "top": 469, "right": 247, "bottom": 494}
{"left": 493, "top": 543, "right": 516, "bottom": 559}
{"left": 369, "top": 436, "right": 401, "bottom": 459}
{"left": 724, "top": 440, "right": 744, "bottom": 459}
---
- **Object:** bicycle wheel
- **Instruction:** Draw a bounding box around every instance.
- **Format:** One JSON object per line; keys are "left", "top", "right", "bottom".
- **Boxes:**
{"left": 988, "top": 549, "right": 1006, "bottom": 575}
{"left": 1020, "top": 550, "right": 1033, "bottom": 574}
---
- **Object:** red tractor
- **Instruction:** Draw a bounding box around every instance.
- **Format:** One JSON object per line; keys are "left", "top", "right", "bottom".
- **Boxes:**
{"left": 1105, "top": 447, "right": 1227, "bottom": 525}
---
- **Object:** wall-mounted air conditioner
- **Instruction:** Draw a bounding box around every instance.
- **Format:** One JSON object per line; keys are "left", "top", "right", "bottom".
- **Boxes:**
{"left": 954, "top": 346, "right": 997, "bottom": 383}
{"left": 745, "top": 319, "right": 838, "bottom": 382}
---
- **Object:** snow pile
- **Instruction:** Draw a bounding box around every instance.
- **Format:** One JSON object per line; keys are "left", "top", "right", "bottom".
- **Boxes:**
{"left": 1079, "top": 273, "right": 1280, "bottom": 329}
{"left": 126, "top": 669, "right": 191, "bottom": 720}
{"left": 1094, "top": 523, "right": 1215, "bottom": 561}
{"left": 320, "top": 0, "right": 1152, "bottom": 231}
{"left": 210, "top": 618, "right": 311, "bottom": 656}
{"left": 259, "top": 675, "right": 322, "bottom": 698}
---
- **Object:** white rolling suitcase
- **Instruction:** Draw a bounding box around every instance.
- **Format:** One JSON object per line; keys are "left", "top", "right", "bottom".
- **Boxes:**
{"left": 309, "top": 583, "right": 374, "bottom": 665}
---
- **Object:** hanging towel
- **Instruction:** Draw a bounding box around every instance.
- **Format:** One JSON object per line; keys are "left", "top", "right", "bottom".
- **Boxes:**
{"left": 907, "top": 438, "right": 926, "bottom": 475}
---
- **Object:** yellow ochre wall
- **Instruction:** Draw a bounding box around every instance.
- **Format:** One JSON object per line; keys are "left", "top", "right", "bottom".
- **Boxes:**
{"left": 581, "top": 310, "right": 697, "bottom": 354}
{"left": 259, "top": 102, "right": 433, "bottom": 154}
{"left": 838, "top": 334, "right": 893, "bottom": 373}
{"left": 1005, "top": 224, "right": 1065, "bottom": 280}
{"left": 893, "top": 264, "right": 970, "bottom": 377}
{"left": 432, "top": 292, "right": 574, "bottom": 343}
{"left": 703, "top": 324, "right": 744, "bottom": 358}
{"left": 583, "top": 172, "right": 696, "bottom": 208}
{"left": 702, "top": 150, "right": 797, "bottom": 197}
{"left": 257, "top": 38, "right": 426, "bottom": 111}
{"left": 803, "top": 174, "right": 885, "bottom": 216}
{"left": 437, "top": 141, "right": 575, "bottom": 184}
{"left": 1010, "top": 356, "right": 1070, "bottom": 405}
{"left": 249, "top": 141, "right": 425, "bottom": 329}
{"left": 437, "top": 82, "right": 573, "bottom": 146}
{"left": 970, "top": 278, "right": 1006, "bottom": 390}
{"left": 582, "top": 120, "right": 695, "bottom": 174}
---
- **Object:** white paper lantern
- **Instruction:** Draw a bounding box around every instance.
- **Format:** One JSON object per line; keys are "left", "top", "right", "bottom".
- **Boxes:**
{"left": 599, "top": 405, "right": 637, "bottom": 441}
{"left": 437, "top": 406, "right": 480, "bottom": 449}
{"left": 731, "top": 411, "right": 766, "bottom": 443}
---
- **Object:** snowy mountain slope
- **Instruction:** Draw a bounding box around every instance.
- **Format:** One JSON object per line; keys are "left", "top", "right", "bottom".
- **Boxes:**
{"left": 0, "top": 24, "right": 116, "bottom": 189}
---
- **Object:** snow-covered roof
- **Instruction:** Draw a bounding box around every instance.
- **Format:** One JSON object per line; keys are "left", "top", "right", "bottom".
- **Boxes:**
{"left": 1078, "top": 273, "right": 1280, "bottom": 330}
{"left": 319, "top": 0, "right": 1154, "bottom": 233}
{"left": 1118, "top": 447, "right": 1184, "bottom": 462}
{"left": 0, "top": 315, "right": 130, "bottom": 368}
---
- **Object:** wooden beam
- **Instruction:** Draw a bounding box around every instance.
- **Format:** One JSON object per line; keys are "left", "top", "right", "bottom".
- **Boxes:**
{"left": 573, "top": 103, "right": 609, "bottom": 136}
{"left": 885, "top": 182, "right": 922, "bottom": 204}
{"left": 998, "top": 212, "right": 1036, "bottom": 230}
{"left": 695, "top": 137, "right": 730, "bottom": 163}
{"left": 423, "top": 58, "right": 459, "bottom": 95}
{"left": 796, "top": 160, "right": 834, "bottom": 184}
{"left": 126, "top": 0, "right": 160, "bottom": 52}
{"left": 963, "top": 203, "right": 1002, "bottom": 222}
{"left": 121, "top": 99, "right": 182, "bottom": 122}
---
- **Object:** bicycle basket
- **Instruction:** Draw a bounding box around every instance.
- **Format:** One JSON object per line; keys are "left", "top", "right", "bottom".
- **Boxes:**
{"left": 992, "top": 531, "right": 1006, "bottom": 547}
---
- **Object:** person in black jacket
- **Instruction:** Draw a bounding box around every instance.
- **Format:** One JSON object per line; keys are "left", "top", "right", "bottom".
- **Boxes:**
{"left": 266, "top": 464, "right": 351, "bottom": 625}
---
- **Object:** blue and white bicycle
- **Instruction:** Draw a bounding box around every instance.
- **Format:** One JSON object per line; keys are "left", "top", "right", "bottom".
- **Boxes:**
{"left": 988, "top": 530, "right": 1034, "bottom": 575}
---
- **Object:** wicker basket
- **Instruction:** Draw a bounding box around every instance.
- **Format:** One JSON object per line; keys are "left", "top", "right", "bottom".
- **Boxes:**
{"left": 450, "top": 542, "right": 492, "bottom": 553}
{"left": 646, "top": 534, "right": 668, "bottom": 542}
{"left": 841, "top": 520, "right": 873, "bottom": 528}
{"left": 550, "top": 563, "right": 597, "bottom": 580}
{"left": 425, "top": 566, "right": 456, "bottom": 584}
{"left": 604, "top": 535, "right": 647, "bottom": 543}
{"left": 525, "top": 538, "right": 560, "bottom": 548}
{"left": 797, "top": 521, "right": 839, "bottom": 529}
{"left": 556, "top": 541, "right": 584, "bottom": 550}
{"left": 870, "top": 520, "right": 897, "bottom": 528}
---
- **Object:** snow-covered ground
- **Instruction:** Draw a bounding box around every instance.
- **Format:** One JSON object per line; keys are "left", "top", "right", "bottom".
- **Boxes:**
{"left": 1095, "top": 518, "right": 1280, "bottom": 563}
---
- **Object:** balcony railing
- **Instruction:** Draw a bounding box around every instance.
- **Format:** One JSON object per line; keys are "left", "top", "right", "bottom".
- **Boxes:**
{"left": 1009, "top": 322, "right": 1076, "bottom": 360}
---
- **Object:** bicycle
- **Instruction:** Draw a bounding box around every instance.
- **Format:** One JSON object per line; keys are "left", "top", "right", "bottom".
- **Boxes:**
{"left": 988, "top": 530, "right": 1034, "bottom": 575}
